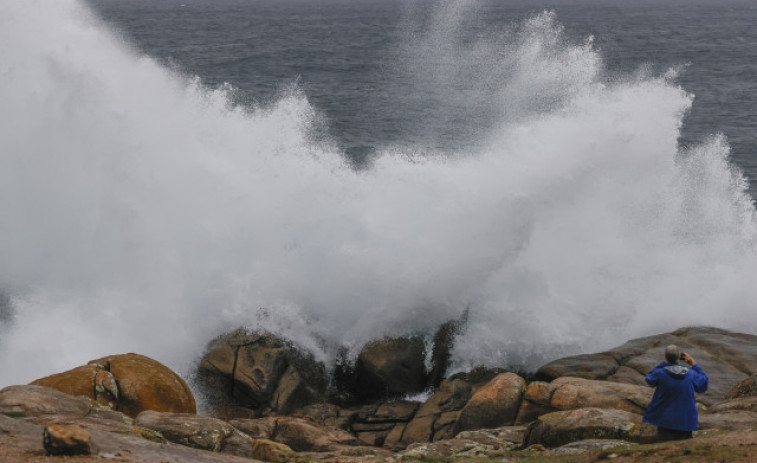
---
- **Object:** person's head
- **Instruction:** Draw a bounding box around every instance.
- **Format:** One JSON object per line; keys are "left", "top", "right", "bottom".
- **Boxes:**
{"left": 665, "top": 345, "right": 680, "bottom": 363}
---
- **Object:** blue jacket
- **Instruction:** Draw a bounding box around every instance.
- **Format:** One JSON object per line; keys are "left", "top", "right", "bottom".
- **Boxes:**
{"left": 643, "top": 361, "right": 708, "bottom": 431}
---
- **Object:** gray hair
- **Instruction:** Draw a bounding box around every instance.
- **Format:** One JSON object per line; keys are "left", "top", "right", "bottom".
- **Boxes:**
{"left": 665, "top": 345, "right": 680, "bottom": 363}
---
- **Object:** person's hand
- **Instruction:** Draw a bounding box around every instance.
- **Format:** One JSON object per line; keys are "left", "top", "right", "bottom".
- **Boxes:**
{"left": 681, "top": 353, "right": 696, "bottom": 366}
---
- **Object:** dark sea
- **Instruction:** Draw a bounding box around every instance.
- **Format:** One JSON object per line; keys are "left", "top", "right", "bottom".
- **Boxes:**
{"left": 87, "top": 0, "right": 757, "bottom": 197}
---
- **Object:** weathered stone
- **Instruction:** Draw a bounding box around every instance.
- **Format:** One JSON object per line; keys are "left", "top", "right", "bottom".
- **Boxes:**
{"left": 354, "top": 336, "right": 427, "bottom": 400}
{"left": 0, "top": 385, "right": 92, "bottom": 418}
{"left": 515, "top": 381, "right": 557, "bottom": 425}
{"left": 229, "top": 417, "right": 277, "bottom": 439}
{"left": 95, "top": 353, "right": 196, "bottom": 417}
{"left": 547, "top": 377, "right": 653, "bottom": 414}
{"left": 401, "top": 438, "right": 498, "bottom": 460}
{"left": 383, "top": 423, "right": 407, "bottom": 450}
{"left": 698, "top": 410, "right": 757, "bottom": 431}
{"left": 455, "top": 425, "right": 527, "bottom": 448}
{"left": 551, "top": 438, "right": 633, "bottom": 455}
{"left": 355, "top": 429, "right": 392, "bottom": 447}
{"left": 31, "top": 353, "right": 196, "bottom": 418}
{"left": 525, "top": 407, "right": 656, "bottom": 448}
{"left": 432, "top": 411, "right": 460, "bottom": 441}
{"left": 368, "top": 401, "right": 418, "bottom": 423}
{"left": 727, "top": 373, "right": 757, "bottom": 399}
{"left": 1, "top": 412, "right": 261, "bottom": 463}
{"left": 251, "top": 438, "right": 296, "bottom": 463}
{"left": 710, "top": 396, "right": 757, "bottom": 413}
{"left": 401, "top": 378, "right": 473, "bottom": 446}
{"left": 535, "top": 327, "right": 757, "bottom": 405}
{"left": 43, "top": 423, "right": 92, "bottom": 456}
{"left": 273, "top": 417, "right": 361, "bottom": 451}
{"left": 31, "top": 365, "right": 99, "bottom": 399}
{"left": 197, "top": 330, "right": 327, "bottom": 414}
{"left": 454, "top": 373, "right": 526, "bottom": 433}
{"left": 134, "top": 410, "right": 255, "bottom": 458}
{"left": 291, "top": 403, "right": 351, "bottom": 430}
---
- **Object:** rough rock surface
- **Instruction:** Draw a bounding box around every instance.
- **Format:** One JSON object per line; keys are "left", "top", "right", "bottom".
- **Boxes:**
{"left": 517, "top": 376, "right": 654, "bottom": 423}
{"left": 525, "top": 407, "right": 657, "bottom": 448}
{"left": 197, "top": 330, "right": 327, "bottom": 415}
{"left": 454, "top": 372, "right": 526, "bottom": 433}
{"left": 726, "top": 373, "right": 757, "bottom": 399}
{"left": 354, "top": 336, "right": 427, "bottom": 400}
{"left": 0, "top": 413, "right": 263, "bottom": 463}
{"left": 698, "top": 409, "right": 757, "bottom": 431}
{"left": 43, "top": 423, "right": 92, "bottom": 456}
{"left": 536, "top": 327, "right": 757, "bottom": 405}
{"left": 31, "top": 353, "right": 196, "bottom": 417}
{"left": 0, "top": 385, "right": 93, "bottom": 418}
{"left": 401, "top": 377, "right": 473, "bottom": 446}
{"left": 134, "top": 410, "right": 256, "bottom": 457}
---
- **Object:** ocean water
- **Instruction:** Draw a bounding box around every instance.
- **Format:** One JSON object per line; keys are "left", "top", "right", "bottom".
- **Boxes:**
{"left": 1, "top": 0, "right": 756, "bottom": 387}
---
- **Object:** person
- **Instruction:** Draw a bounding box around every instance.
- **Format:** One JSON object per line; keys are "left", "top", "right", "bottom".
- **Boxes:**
{"left": 642, "top": 345, "right": 709, "bottom": 442}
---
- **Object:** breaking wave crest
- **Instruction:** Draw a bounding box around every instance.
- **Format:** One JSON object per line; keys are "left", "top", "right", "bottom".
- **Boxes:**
{"left": 1, "top": 0, "right": 756, "bottom": 386}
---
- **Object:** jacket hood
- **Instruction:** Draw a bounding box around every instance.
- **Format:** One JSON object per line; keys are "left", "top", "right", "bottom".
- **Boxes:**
{"left": 664, "top": 363, "right": 689, "bottom": 378}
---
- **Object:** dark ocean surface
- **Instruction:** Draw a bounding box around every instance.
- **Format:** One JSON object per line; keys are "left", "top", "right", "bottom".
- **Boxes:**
{"left": 86, "top": 0, "right": 757, "bottom": 197}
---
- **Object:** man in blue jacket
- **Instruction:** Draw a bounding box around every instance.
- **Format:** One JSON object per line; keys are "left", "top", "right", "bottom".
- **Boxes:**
{"left": 643, "top": 345, "right": 709, "bottom": 442}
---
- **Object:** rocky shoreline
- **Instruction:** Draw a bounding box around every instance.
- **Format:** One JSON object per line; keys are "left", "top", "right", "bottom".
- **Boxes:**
{"left": 3, "top": 326, "right": 757, "bottom": 462}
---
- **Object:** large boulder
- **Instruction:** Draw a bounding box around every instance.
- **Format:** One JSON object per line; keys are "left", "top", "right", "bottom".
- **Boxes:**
{"left": 535, "top": 327, "right": 757, "bottom": 405}
{"left": 353, "top": 336, "right": 427, "bottom": 400}
{"left": 134, "top": 410, "right": 256, "bottom": 458}
{"left": 30, "top": 353, "right": 196, "bottom": 418}
{"left": 454, "top": 373, "right": 526, "bottom": 433}
{"left": 196, "top": 330, "right": 327, "bottom": 415}
{"left": 525, "top": 407, "right": 656, "bottom": 448}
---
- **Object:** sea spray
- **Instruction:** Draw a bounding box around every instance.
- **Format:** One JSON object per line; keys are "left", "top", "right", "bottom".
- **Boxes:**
{"left": 1, "top": 0, "right": 756, "bottom": 387}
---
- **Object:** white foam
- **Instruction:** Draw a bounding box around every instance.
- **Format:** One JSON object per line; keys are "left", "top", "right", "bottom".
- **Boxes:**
{"left": 0, "top": 0, "right": 755, "bottom": 386}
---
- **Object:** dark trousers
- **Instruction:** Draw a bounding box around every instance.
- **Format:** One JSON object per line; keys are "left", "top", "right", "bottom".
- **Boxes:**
{"left": 657, "top": 427, "right": 693, "bottom": 442}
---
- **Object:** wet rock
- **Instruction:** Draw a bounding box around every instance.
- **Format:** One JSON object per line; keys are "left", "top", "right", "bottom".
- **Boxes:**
{"left": 454, "top": 372, "right": 526, "bottom": 433}
{"left": 43, "top": 423, "right": 92, "bottom": 456}
{"left": 0, "top": 385, "right": 92, "bottom": 418}
{"left": 525, "top": 407, "right": 656, "bottom": 448}
{"left": 354, "top": 336, "right": 427, "bottom": 400}
{"left": 31, "top": 353, "right": 196, "bottom": 418}
{"left": 429, "top": 310, "right": 468, "bottom": 388}
{"left": 134, "top": 410, "right": 255, "bottom": 458}
{"left": 535, "top": 327, "right": 757, "bottom": 405}
{"left": 197, "top": 330, "right": 327, "bottom": 415}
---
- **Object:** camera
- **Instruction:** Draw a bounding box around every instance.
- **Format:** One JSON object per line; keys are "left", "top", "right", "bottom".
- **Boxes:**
{"left": 680, "top": 352, "right": 687, "bottom": 360}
